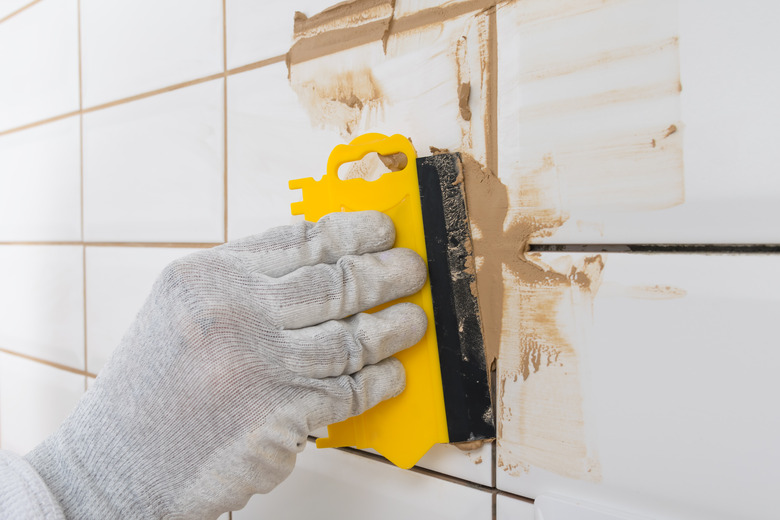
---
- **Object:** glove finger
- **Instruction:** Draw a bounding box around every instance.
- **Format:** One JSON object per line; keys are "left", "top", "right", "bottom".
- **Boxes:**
{"left": 308, "top": 358, "right": 406, "bottom": 430}
{"left": 220, "top": 211, "right": 395, "bottom": 277}
{"left": 274, "top": 303, "right": 427, "bottom": 378}
{"left": 266, "top": 248, "right": 427, "bottom": 329}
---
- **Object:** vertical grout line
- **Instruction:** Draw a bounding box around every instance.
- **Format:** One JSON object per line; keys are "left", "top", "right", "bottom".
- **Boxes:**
{"left": 82, "top": 245, "right": 88, "bottom": 389}
{"left": 77, "top": 0, "right": 89, "bottom": 389}
{"left": 485, "top": 5, "right": 498, "bottom": 177}
{"left": 487, "top": 9, "right": 499, "bottom": 518}
{"left": 222, "top": 0, "right": 228, "bottom": 243}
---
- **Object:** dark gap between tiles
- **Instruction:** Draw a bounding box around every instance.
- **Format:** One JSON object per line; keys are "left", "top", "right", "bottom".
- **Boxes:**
{"left": 528, "top": 244, "right": 780, "bottom": 254}
{"left": 306, "top": 436, "right": 495, "bottom": 494}
{"left": 495, "top": 489, "right": 534, "bottom": 505}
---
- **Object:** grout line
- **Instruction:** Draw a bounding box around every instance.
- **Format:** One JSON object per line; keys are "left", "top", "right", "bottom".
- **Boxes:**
{"left": 222, "top": 0, "right": 228, "bottom": 243}
{"left": 0, "top": 241, "right": 222, "bottom": 248}
{"left": 486, "top": 8, "right": 500, "bottom": 512}
{"left": 0, "top": 0, "right": 42, "bottom": 25}
{"left": 306, "top": 437, "right": 496, "bottom": 494}
{"left": 492, "top": 491, "right": 497, "bottom": 520}
{"left": 83, "top": 73, "right": 225, "bottom": 114}
{"left": 82, "top": 245, "right": 88, "bottom": 387}
{"left": 77, "top": 0, "right": 87, "bottom": 389}
{"left": 528, "top": 244, "right": 780, "bottom": 254}
{"left": 0, "top": 110, "right": 81, "bottom": 138}
{"left": 0, "top": 55, "right": 285, "bottom": 140}
{"left": 485, "top": 5, "right": 498, "bottom": 177}
{"left": 223, "top": 79, "right": 228, "bottom": 242}
{"left": 226, "top": 55, "right": 286, "bottom": 76}
{"left": 0, "top": 348, "right": 98, "bottom": 378}
{"left": 496, "top": 489, "right": 534, "bottom": 505}
{"left": 222, "top": 0, "right": 227, "bottom": 72}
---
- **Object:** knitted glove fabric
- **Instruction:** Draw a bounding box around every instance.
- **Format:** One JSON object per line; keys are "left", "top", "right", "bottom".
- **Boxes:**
{"left": 26, "top": 211, "right": 428, "bottom": 519}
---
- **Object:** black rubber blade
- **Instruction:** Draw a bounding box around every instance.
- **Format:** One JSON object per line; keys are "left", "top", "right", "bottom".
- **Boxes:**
{"left": 416, "top": 153, "right": 495, "bottom": 443}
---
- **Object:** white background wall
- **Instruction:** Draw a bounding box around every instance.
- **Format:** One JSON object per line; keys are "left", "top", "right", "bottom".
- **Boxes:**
{"left": 0, "top": 1, "right": 778, "bottom": 519}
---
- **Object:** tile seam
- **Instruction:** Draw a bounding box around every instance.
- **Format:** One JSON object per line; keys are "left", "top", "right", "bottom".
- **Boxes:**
{"left": 0, "top": 0, "right": 42, "bottom": 25}
{"left": 0, "top": 348, "right": 98, "bottom": 378}
{"left": 77, "top": 0, "right": 87, "bottom": 389}
{"left": 305, "top": 437, "right": 495, "bottom": 493}
{"left": 0, "top": 55, "right": 284, "bottom": 139}
{"left": 222, "top": 0, "right": 228, "bottom": 243}
{"left": 495, "top": 489, "right": 534, "bottom": 504}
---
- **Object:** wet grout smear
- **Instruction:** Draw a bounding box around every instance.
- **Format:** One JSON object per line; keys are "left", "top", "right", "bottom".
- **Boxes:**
{"left": 492, "top": 0, "right": 683, "bottom": 482}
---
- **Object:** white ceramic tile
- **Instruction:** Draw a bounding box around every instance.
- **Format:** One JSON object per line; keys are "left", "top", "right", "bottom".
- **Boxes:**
{"left": 228, "top": 11, "right": 489, "bottom": 238}
{"left": 415, "top": 442, "right": 492, "bottom": 486}
{"left": 0, "top": 116, "right": 81, "bottom": 241}
{"left": 86, "top": 246, "right": 200, "bottom": 373}
{"left": 226, "top": 63, "right": 341, "bottom": 240}
{"left": 497, "top": 0, "right": 780, "bottom": 244}
{"left": 354, "top": 441, "right": 492, "bottom": 486}
{"left": 496, "top": 253, "right": 780, "bottom": 520}
{"left": 0, "top": 353, "right": 84, "bottom": 454}
{"left": 497, "top": 494, "right": 535, "bottom": 520}
{"left": 0, "top": 0, "right": 32, "bottom": 20}
{"left": 233, "top": 443, "right": 491, "bottom": 520}
{"left": 225, "top": 0, "right": 334, "bottom": 69}
{"left": 83, "top": 80, "right": 224, "bottom": 243}
{"left": 80, "top": 0, "right": 222, "bottom": 108}
{"left": 0, "top": 246, "right": 84, "bottom": 369}
{"left": 0, "top": 0, "right": 79, "bottom": 131}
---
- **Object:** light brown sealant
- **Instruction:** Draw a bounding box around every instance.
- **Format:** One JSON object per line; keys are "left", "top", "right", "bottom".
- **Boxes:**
{"left": 626, "top": 284, "right": 686, "bottom": 300}
{"left": 290, "top": 68, "right": 384, "bottom": 137}
{"left": 453, "top": 149, "right": 605, "bottom": 480}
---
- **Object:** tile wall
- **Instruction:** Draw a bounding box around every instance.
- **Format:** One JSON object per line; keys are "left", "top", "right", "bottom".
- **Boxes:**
{"left": 0, "top": 0, "right": 778, "bottom": 519}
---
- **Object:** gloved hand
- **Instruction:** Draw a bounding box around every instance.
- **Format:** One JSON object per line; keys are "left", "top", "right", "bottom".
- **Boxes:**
{"left": 26, "top": 210, "right": 428, "bottom": 519}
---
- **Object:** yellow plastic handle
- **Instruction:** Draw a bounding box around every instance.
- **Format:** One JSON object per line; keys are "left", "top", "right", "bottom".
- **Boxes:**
{"left": 288, "top": 133, "right": 449, "bottom": 469}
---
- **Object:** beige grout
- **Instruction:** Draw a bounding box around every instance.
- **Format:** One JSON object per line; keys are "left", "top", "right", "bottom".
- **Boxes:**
{"left": 0, "top": 0, "right": 42, "bottom": 25}
{"left": 0, "top": 110, "right": 81, "bottom": 138}
{"left": 77, "top": 0, "right": 88, "bottom": 391}
{"left": 0, "top": 348, "right": 98, "bottom": 379}
{"left": 222, "top": 0, "right": 228, "bottom": 243}
{"left": 0, "top": 55, "right": 285, "bottom": 140}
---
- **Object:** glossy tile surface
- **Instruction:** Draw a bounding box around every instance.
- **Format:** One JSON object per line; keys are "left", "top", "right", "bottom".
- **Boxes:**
{"left": 83, "top": 80, "right": 224, "bottom": 243}
{"left": 233, "top": 443, "right": 491, "bottom": 520}
{"left": 496, "top": 495, "right": 535, "bottom": 520}
{"left": 0, "top": 353, "right": 84, "bottom": 454}
{"left": 0, "top": 116, "right": 81, "bottom": 241}
{"left": 86, "top": 246, "right": 199, "bottom": 373}
{"left": 415, "top": 442, "right": 492, "bottom": 487}
{"left": 0, "top": 0, "right": 79, "bottom": 131}
{"left": 0, "top": 246, "right": 84, "bottom": 369}
{"left": 80, "top": 0, "right": 223, "bottom": 107}
{"left": 226, "top": 63, "right": 340, "bottom": 240}
{"left": 496, "top": 0, "right": 780, "bottom": 244}
{"left": 496, "top": 253, "right": 780, "bottom": 520}
{"left": 0, "top": 0, "right": 32, "bottom": 20}
{"left": 225, "top": 0, "right": 333, "bottom": 68}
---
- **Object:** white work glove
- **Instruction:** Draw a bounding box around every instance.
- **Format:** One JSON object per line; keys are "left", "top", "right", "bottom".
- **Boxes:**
{"left": 26, "top": 211, "right": 428, "bottom": 519}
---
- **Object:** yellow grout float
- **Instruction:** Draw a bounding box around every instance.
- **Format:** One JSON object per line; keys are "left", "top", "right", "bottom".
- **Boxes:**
{"left": 289, "top": 133, "right": 494, "bottom": 469}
